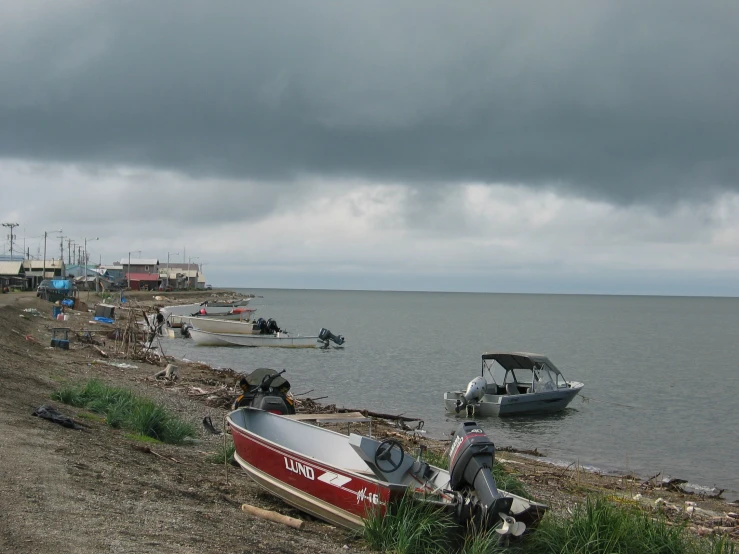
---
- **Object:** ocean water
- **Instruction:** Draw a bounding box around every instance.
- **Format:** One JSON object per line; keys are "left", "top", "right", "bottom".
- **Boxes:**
{"left": 162, "top": 289, "right": 739, "bottom": 499}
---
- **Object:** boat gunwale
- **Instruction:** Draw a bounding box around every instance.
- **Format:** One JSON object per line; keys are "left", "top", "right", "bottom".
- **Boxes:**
{"left": 226, "top": 409, "right": 409, "bottom": 490}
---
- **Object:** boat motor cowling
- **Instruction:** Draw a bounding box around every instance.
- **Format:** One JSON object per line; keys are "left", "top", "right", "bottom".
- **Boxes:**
{"left": 318, "top": 328, "right": 345, "bottom": 346}
{"left": 449, "top": 421, "right": 514, "bottom": 528}
{"left": 455, "top": 376, "right": 487, "bottom": 413}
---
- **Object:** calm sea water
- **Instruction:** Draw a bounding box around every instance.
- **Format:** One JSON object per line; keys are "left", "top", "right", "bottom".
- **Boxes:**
{"left": 163, "top": 289, "right": 739, "bottom": 499}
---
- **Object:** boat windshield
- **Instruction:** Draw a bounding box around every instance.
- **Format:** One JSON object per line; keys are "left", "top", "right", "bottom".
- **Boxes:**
{"left": 483, "top": 356, "right": 567, "bottom": 391}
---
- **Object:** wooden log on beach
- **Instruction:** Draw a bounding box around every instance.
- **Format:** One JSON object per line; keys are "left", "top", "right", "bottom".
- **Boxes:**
{"left": 336, "top": 407, "right": 421, "bottom": 422}
{"left": 241, "top": 504, "right": 304, "bottom": 530}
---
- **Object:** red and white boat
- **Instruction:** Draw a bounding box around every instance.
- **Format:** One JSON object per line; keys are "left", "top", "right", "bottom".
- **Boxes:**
{"left": 227, "top": 408, "right": 547, "bottom": 534}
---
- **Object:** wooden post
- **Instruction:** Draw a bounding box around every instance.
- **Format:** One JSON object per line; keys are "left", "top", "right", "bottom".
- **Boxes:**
{"left": 241, "top": 504, "right": 304, "bottom": 530}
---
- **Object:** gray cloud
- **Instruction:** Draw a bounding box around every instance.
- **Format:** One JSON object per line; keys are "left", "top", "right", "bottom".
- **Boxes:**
{"left": 0, "top": 1, "right": 737, "bottom": 204}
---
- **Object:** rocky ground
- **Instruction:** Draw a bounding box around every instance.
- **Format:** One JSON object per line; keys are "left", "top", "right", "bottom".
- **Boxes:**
{"left": 0, "top": 290, "right": 736, "bottom": 553}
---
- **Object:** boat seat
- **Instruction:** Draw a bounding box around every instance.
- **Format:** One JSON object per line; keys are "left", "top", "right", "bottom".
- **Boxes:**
{"left": 506, "top": 382, "right": 520, "bottom": 395}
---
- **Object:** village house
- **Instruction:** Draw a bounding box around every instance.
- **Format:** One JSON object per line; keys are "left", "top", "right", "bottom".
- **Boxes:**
{"left": 22, "top": 259, "right": 65, "bottom": 287}
{"left": 0, "top": 260, "right": 25, "bottom": 290}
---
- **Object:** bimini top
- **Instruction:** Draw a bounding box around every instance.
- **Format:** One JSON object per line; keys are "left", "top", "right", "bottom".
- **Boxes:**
{"left": 481, "top": 352, "right": 554, "bottom": 370}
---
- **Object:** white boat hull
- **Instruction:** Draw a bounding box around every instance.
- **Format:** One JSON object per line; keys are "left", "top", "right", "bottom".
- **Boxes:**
{"left": 162, "top": 303, "right": 244, "bottom": 317}
{"left": 189, "top": 328, "right": 320, "bottom": 348}
{"left": 174, "top": 315, "right": 257, "bottom": 334}
{"left": 444, "top": 382, "right": 584, "bottom": 417}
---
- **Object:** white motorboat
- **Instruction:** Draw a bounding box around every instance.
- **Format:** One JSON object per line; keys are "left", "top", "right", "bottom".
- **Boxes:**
{"left": 188, "top": 326, "right": 345, "bottom": 348}
{"left": 161, "top": 299, "right": 250, "bottom": 318}
{"left": 170, "top": 308, "right": 256, "bottom": 329}
{"left": 227, "top": 407, "right": 547, "bottom": 534}
{"left": 444, "top": 352, "right": 584, "bottom": 417}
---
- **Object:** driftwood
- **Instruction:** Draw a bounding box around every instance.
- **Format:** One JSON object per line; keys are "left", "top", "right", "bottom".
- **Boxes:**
{"left": 241, "top": 504, "right": 304, "bottom": 530}
{"left": 132, "top": 445, "right": 180, "bottom": 463}
{"left": 92, "top": 345, "right": 109, "bottom": 358}
{"left": 154, "top": 364, "right": 179, "bottom": 381}
{"left": 336, "top": 407, "right": 422, "bottom": 423}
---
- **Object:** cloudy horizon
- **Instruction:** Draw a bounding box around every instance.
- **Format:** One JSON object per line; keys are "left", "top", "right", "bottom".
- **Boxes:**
{"left": 2, "top": 1, "right": 738, "bottom": 296}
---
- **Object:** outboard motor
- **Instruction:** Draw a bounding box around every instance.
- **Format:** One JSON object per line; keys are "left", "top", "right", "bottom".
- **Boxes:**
{"left": 455, "top": 376, "right": 487, "bottom": 413}
{"left": 448, "top": 421, "right": 515, "bottom": 531}
{"left": 255, "top": 317, "right": 268, "bottom": 334}
{"left": 318, "top": 328, "right": 345, "bottom": 346}
{"left": 266, "top": 318, "right": 281, "bottom": 334}
{"left": 180, "top": 322, "right": 192, "bottom": 338}
{"left": 233, "top": 368, "right": 296, "bottom": 415}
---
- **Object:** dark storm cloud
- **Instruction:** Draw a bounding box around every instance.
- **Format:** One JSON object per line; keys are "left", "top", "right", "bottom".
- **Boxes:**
{"left": 1, "top": 0, "right": 737, "bottom": 203}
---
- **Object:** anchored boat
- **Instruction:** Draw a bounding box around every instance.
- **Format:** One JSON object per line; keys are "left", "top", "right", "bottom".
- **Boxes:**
{"left": 227, "top": 408, "right": 546, "bottom": 534}
{"left": 444, "top": 352, "right": 584, "bottom": 417}
{"left": 188, "top": 325, "right": 345, "bottom": 348}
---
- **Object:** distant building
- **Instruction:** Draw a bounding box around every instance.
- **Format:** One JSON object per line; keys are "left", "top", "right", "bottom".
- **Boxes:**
{"left": 23, "top": 259, "right": 65, "bottom": 286}
{"left": 0, "top": 261, "right": 25, "bottom": 290}
{"left": 118, "top": 258, "right": 160, "bottom": 275}
{"left": 125, "top": 272, "right": 161, "bottom": 291}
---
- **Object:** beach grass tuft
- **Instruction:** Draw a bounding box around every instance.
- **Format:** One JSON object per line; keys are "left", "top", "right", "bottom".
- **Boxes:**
{"left": 53, "top": 379, "right": 196, "bottom": 444}
{"left": 520, "top": 495, "right": 736, "bottom": 554}
{"left": 363, "top": 493, "right": 456, "bottom": 554}
{"left": 206, "top": 440, "right": 236, "bottom": 465}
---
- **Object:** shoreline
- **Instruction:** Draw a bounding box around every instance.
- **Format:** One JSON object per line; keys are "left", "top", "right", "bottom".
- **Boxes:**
{"left": 0, "top": 290, "right": 736, "bottom": 551}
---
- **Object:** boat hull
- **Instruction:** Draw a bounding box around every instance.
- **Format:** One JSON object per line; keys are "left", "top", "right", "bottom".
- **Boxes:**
{"left": 189, "top": 328, "right": 319, "bottom": 348}
{"left": 174, "top": 315, "right": 257, "bottom": 334}
{"left": 229, "top": 413, "right": 401, "bottom": 530}
{"left": 162, "top": 303, "right": 245, "bottom": 318}
{"left": 444, "top": 382, "right": 584, "bottom": 417}
{"left": 227, "top": 408, "right": 546, "bottom": 532}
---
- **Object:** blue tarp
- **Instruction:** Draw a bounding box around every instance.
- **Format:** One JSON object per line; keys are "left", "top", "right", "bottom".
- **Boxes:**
{"left": 51, "top": 280, "right": 72, "bottom": 290}
{"left": 61, "top": 298, "right": 75, "bottom": 307}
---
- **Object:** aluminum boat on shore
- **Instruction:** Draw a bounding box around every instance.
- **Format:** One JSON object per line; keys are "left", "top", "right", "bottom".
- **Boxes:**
{"left": 227, "top": 408, "right": 547, "bottom": 534}
{"left": 444, "top": 352, "right": 584, "bottom": 417}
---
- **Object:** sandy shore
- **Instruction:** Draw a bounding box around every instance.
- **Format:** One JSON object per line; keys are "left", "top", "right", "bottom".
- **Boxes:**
{"left": 0, "top": 290, "right": 735, "bottom": 553}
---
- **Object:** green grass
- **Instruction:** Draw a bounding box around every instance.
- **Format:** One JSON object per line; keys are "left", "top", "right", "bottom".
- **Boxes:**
{"left": 52, "top": 379, "right": 196, "bottom": 444}
{"left": 363, "top": 493, "right": 457, "bottom": 554}
{"left": 519, "top": 496, "right": 736, "bottom": 554}
{"left": 206, "top": 441, "right": 236, "bottom": 464}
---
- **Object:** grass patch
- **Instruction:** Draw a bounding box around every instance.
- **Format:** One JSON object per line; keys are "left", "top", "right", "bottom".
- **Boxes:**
{"left": 520, "top": 496, "right": 736, "bottom": 554}
{"left": 52, "top": 379, "right": 196, "bottom": 444}
{"left": 363, "top": 493, "right": 456, "bottom": 554}
{"left": 206, "top": 440, "right": 236, "bottom": 464}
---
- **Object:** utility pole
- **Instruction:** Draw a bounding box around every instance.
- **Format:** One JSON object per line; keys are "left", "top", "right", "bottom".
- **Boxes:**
{"left": 67, "top": 239, "right": 73, "bottom": 265}
{"left": 2, "top": 223, "right": 19, "bottom": 259}
{"left": 59, "top": 234, "right": 65, "bottom": 278}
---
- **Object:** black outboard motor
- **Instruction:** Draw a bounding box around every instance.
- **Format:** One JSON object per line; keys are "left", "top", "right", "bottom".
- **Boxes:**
{"left": 266, "top": 318, "right": 281, "bottom": 334}
{"left": 318, "top": 328, "right": 345, "bottom": 346}
{"left": 448, "top": 421, "right": 514, "bottom": 530}
{"left": 232, "top": 368, "right": 295, "bottom": 415}
{"left": 255, "top": 317, "right": 268, "bottom": 334}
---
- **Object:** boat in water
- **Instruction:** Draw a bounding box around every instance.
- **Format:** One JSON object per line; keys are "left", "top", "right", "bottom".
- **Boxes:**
{"left": 161, "top": 299, "right": 250, "bottom": 318}
{"left": 170, "top": 308, "right": 256, "bottom": 329}
{"left": 227, "top": 408, "right": 546, "bottom": 534}
{"left": 444, "top": 352, "right": 584, "bottom": 417}
{"left": 188, "top": 325, "right": 345, "bottom": 348}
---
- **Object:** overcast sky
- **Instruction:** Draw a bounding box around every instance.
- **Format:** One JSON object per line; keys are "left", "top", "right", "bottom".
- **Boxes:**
{"left": 2, "top": 1, "right": 738, "bottom": 295}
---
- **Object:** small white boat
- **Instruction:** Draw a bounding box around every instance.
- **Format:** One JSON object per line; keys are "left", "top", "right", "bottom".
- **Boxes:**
{"left": 188, "top": 328, "right": 339, "bottom": 348}
{"left": 161, "top": 299, "right": 250, "bottom": 318}
{"left": 444, "top": 352, "right": 584, "bottom": 417}
{"left": 170, "top": 308, "right": 256, "bottom": 329}
{"left": 228, "top": 408, "right": 546, "bottom": 534}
